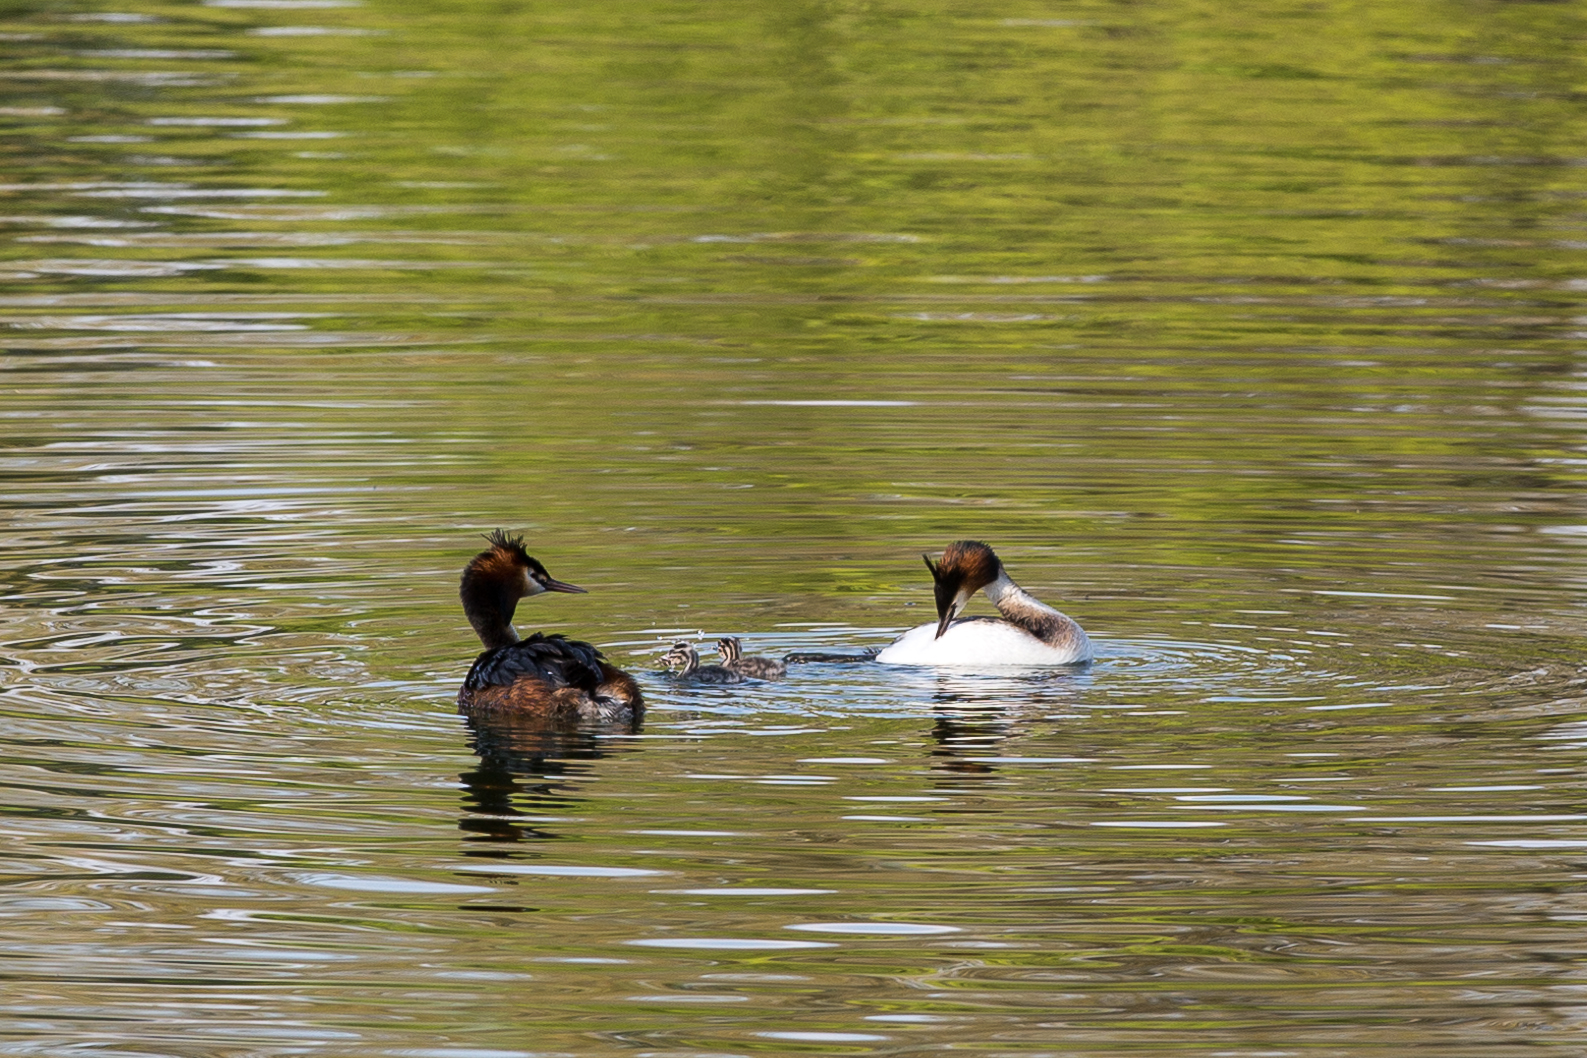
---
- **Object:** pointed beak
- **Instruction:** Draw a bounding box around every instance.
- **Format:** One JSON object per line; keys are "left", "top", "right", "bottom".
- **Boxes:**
{"left": 934, "top": 591, "right": 967, "bottom": 639}
{"left": 541, "top": 577, "right": 587, "bottom": 594}
{"left": 934, "top": 607, "right": 955, "bottom": 639}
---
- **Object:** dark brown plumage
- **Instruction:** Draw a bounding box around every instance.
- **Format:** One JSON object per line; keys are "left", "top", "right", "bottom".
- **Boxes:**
{"left": 925, "top": 539, "right": 1004, "bottom": 638}
{"left": 455, "top": 532, "right": 642, "bottom": 724}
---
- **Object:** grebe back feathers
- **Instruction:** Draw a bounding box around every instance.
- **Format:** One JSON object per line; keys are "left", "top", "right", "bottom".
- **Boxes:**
{"left": 455, "top": 531, "right": 643, "bottom": 722}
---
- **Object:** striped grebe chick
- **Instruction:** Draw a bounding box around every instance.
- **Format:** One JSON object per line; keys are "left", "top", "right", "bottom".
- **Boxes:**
{"left": 661, "top": 641, "right": 745, "bottom": 684}
{"left": 874, "top": 540, "right": 1093, "bottom": 667}
{"left": 455, "top": 531, "right": 643, "bottom": 723}
{"left": 716, "top": 636, "right": 787, "bottom": 679}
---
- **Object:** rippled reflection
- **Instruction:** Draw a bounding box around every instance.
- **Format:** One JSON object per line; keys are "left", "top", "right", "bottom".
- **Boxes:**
{"left": 457, "top": 711, "right": 642, "bottom": 845}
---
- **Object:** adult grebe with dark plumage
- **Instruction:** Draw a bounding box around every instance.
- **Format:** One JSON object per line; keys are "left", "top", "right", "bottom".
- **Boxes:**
{"left": 455, "top": 531, "right": 643, "bottom": 723}
{"left": 874, "top": 540, "right": 1093, "bottom": 666}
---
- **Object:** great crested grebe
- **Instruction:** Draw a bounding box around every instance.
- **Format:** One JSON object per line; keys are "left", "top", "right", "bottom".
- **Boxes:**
{"left": 874, "top": 540, "right": 1093, "bottom": 667}
{"left": 660, "top": 642, "right": 746, "bottom": 684}
{"left": 455, "top": 531, "right": 643, "bottom": 723}
{"left": 716, "top": 636, "right": 787, "bottom": 680}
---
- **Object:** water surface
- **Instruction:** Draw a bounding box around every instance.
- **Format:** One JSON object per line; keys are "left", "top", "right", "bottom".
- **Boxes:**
{"left": 4, "top": 1, "right": 1587, "bottom": 1054}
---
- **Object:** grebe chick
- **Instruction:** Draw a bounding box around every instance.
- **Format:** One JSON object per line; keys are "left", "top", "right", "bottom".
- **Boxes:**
{"left": 874, "top": 540, "right": 1093, "bottom": 667}
{"left": 716, "top": 636, "right": 787, "bottom": 679}
{"left": 456, "top": 531, "right": 643, "bottom": 723}
{"left": 661, "top": 642, "right": 746, "bottom": 684}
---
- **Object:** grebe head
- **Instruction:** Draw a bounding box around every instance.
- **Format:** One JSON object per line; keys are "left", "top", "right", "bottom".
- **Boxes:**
{"left": 460, "top": 530, "right": 587, "bottom": 649}
{"left": 923, "top": 539, "right": 1002, "bottom": 639}
{"left": 716, "top": 636, "right": 742, "bottom": 663}
{"left": 661, "top": 641, "right": 699, "bottom": 673}
{"left": 465, "top": 529, "right": 587, "bottom": 597}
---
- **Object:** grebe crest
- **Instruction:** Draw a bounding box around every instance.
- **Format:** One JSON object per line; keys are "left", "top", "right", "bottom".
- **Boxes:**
{"left": 716, "top": 636, "right": 787, "bottom": 679}
{"left": 456, "top": 531, "right": 642, "bottom": 723}
{"left": 875, "top": 539, "right": 1093, "bottom": 667}
{"left": 661, "top": 641, "right": 746, "bottom": 684}
{"left": 926, "top": 540, "right": 1003, "bottom": 637}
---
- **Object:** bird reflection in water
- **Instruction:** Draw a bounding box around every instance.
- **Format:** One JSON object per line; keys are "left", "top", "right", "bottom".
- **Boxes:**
{"left": 457, "top": 710, "right": 642, "bottom": 846}
{"left": 930, "top": 711, "right": 1010, "bottom": 778}
{"left": 923, "top": 667, "right": 1088, "bottom": 781}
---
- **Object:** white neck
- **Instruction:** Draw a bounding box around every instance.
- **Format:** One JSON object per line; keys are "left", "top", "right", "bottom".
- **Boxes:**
{"left": 979, "top": 568, "right": 1080, "bottom": 648}
{"left": 982, "top": 569, "right": 1048, "bottom": 612}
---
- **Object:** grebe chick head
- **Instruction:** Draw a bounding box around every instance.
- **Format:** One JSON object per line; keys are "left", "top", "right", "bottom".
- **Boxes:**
{"left": 460, "top": 530, "right": 587, "bottom": 650}
{"left": 660, "top": 641, "right": 699, "bottom": 674}
{"left": 716, "top": 636, "right": 742, "bottom": 663}
{"left": 923, "top": 539, "right": 1003, "bottom": 639}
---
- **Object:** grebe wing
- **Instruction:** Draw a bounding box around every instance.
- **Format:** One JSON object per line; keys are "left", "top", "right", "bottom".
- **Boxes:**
{"left": 465, "top": 633, "right": 606, "bottom": 691}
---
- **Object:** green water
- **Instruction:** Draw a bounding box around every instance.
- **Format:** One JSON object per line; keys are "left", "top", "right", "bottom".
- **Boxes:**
{"left": 3, "top": 0, "right": 1587, "bottom": 1054}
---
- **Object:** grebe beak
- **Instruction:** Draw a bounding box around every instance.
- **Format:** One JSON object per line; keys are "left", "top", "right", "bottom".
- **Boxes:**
{"left": 926, "top": 596, "right": 964, "bottom": 637}
{"left": 541, "top": 576, "right": 587, "bottom": 594}
{"left": 934, "top": 587, "right": 970, "bottom": 639}
{"left": 934, "top": 607, "right": 955, "bottom": 639}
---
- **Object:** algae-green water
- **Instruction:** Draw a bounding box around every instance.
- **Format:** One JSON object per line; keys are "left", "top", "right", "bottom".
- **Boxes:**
{"left": 4, "top": 1, "right": 1587, "bottom": 1054}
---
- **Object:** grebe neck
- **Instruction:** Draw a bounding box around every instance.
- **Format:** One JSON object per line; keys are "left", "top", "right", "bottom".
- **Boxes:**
{"left": 981, "top": 569, "right": 1065, "bottom": 641}
{"left": 461, "top": 576, "right": 520, "bottom": 650}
